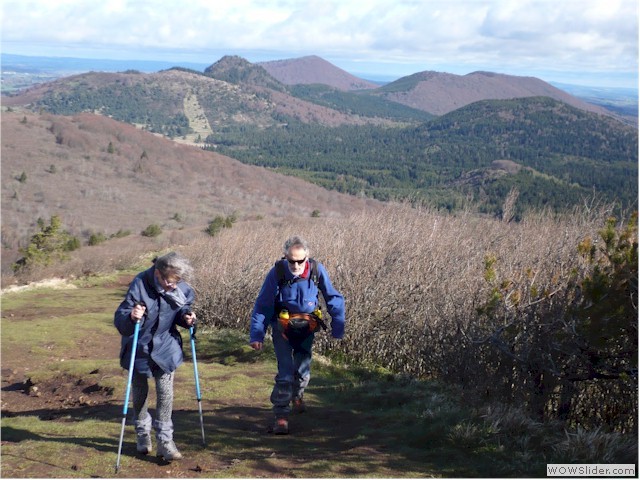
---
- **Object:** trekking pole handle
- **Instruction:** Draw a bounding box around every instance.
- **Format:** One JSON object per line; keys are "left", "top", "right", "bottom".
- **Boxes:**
{"left": 132, "top": 301, "right": 146, "bottom": 324}
{"left": 185, "top": 309, "right": 197, "bottom": 335}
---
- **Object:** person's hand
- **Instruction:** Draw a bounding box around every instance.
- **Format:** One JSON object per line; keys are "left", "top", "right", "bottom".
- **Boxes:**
{"left": 130, "top": 303, "right": 146, "bottom": 322}
{"left": 250, "top": 341, "right": 263, "bottom": 351}
{"left": 183, "top": 311, "right": 196, "bottom": 326}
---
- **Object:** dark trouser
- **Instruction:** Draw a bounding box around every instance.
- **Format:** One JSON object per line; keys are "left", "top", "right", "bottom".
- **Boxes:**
{"left": 271, "top": 328, "right": 314, "bottom": 418}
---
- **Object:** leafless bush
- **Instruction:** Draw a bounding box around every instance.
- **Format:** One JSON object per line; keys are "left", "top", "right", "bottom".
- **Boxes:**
{"left": 501, "top": 186, "right": 519, "bottom": 223}
{"left": 183, "top": 201, "right": 635, "bottom": 431}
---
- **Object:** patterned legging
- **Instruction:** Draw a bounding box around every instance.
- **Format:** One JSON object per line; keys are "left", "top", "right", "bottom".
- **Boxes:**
{"left": 132, "top": 370, "right": 174, "bottom": 424}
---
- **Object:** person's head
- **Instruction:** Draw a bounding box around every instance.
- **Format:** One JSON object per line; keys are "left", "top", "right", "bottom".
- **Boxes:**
{"left": 283, "top": 236, "right": 309, "bottom": 276}
{"left": 153, "top": 251, "right": 193, "bottom": 291}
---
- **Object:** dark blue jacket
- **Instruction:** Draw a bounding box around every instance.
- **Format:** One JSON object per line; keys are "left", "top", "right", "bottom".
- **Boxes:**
{"left": 250, "top": 259, "right": 345, "bottom": 343}
{"left": 114, "top": 267, "right": 195, "bottom": 376}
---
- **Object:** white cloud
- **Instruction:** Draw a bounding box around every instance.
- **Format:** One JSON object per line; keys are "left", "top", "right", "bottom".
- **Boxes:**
{"left": 1, "top": 0, "right": 637, "bottom": 87}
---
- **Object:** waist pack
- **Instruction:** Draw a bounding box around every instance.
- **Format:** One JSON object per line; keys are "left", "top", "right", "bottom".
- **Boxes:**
{"left": 278, "top": 310, "right": 327, "bottom": 341}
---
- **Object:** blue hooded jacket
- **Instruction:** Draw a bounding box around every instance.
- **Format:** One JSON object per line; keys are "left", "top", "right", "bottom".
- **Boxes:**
{"left": 114, "top": 266, "right": 195, "bottom": 376}
{"left": 250, "top": 259, "right": 345, "bottom": 344}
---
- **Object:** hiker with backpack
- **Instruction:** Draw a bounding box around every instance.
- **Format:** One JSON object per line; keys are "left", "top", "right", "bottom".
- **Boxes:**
{"left": 114, "top": 252, "right": 196, "bottom": 462}
{"left": 249, "top": 236, "right": 345, "bottom": 434}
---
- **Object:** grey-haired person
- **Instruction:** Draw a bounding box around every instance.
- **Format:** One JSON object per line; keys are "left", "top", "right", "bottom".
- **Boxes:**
{"left": 250, "top": 236, "right": 346, "bottom": 434}
{"left": 114, "top": 252, "right": 196, "bottom": 461}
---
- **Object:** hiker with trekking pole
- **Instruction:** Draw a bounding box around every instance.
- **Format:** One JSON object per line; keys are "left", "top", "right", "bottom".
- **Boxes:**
{"left": 249, "top": 236, "right": 345, "bottom": 435}
{"left": 114, "top": 251, "right": 201, "bottom": 468}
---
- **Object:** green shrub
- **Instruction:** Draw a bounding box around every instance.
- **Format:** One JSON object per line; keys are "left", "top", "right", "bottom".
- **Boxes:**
{"left": 111, "top": 229, "right": 131, "bottom": 238}
{"left": 13, "top": 216, "right": 80, "bottom": 272}
{"left": 88, "top": 232, "right": 108, "bottom": 246}
{"left": 141, "top": 224, "right": 162, "bottom": 237}
{"left": 205, "top": 214, "right": 236, "bottom": 237}
{"left": 64, "top": 236, "right": 81, "bottom": 252}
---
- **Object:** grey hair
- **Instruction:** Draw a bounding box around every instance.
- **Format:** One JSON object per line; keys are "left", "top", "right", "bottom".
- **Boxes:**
{"left": 154, "top": 251, "right": 194, "bottom": 282}
{"left": 283, "top": 235, "right": 309, "bottom": 256}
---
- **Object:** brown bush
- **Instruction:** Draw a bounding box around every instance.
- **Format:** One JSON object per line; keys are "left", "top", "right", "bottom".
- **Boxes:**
{"left": 183, "top": 201, "right": 635, "bottom": 431}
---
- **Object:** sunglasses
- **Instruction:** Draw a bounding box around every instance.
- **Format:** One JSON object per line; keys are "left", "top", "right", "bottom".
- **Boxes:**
{"left": 287, "top": 257, "right": 307, "bottom": 266}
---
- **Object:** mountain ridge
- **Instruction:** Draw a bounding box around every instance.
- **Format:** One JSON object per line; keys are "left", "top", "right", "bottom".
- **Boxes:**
{"left": 258, "top": 55, "right": 379, "bottom": 91}
{"left": 374, "top": 70, "right": 610, "bottom": 116}
{"left": 3, "top": 53, "right": 622, "bottom": 120}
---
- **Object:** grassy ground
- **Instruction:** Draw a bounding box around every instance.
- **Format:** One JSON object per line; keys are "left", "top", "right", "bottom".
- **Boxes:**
{"left": 1, "top": 273, "right": 556, "bottom": 478}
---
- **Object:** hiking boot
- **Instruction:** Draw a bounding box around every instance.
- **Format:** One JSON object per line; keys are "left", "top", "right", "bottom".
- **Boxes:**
{"left": 292, "top": 397, "right": 306, "bottom": 414}
{"left": 273, "top": 417, "right": 289, "bottom": 435}
{"left": 136, "top": 433, "right": 152, "bottom": 455}
{"left": 156, "top": 440, "right": 183, "bottom": 461}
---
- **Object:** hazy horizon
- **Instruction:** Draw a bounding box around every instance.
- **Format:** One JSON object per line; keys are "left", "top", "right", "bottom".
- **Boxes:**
{"left": 2, "top": 51, "right": 638, "bottom": 92}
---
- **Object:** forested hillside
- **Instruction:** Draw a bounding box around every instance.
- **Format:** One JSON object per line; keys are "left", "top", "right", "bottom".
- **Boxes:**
{"left": 207, "top": 97, "right": 638, "bottom": 216}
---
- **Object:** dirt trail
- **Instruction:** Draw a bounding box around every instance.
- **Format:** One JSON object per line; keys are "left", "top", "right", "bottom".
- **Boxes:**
{"left": 1, "top": 277, "right": 448, "bottom": 478}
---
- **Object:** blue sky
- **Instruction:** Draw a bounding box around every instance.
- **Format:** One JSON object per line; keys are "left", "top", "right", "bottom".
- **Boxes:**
{"left": 1, "top": 0, "right": 638, "bottom": 88}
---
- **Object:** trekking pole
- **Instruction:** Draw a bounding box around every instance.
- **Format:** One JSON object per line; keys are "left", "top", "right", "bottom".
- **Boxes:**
{"left": 115, "top": 301, "right": 145, "bottom": 474}
{"left": 189, "top": 316, "right": 206, "bottom": 446}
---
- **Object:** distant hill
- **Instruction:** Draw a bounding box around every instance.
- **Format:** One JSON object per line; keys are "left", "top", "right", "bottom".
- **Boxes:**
{"left": 4, "top": 55, "right": 618, "bottom": 136}
{"left": 209, "top": 96, "right": 638, "bottom": 215}
{"left": 0, "top": 109, "right": 383, "bottom": 267}
{"left": 373, "top": 70, "right": 612, "bottom": 116}
{"left": 204, "top": 55, "right": 286, "bottom": 91}
{"left": 1, "top": 68, "right": 400, "bottom": 133}
{"left": 2, "top": 52, "right": 632, "bottom": 120}
{"left": 258, "top": 55, "right": 379, "bottom": 91}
